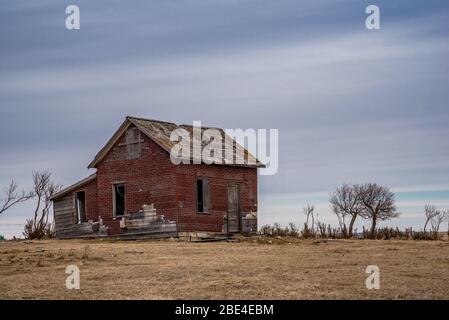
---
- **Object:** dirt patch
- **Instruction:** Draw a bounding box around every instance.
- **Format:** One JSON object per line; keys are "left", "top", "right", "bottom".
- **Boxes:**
{"left": 0, "top": 238, "right": 448, "bottom": 299}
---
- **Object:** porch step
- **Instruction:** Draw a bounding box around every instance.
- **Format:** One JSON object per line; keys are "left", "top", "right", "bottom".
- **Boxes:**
{"left": 182, "top": 231, "right": 233, "bottom": 242}
{"left": 110, "top": 230, "right": 178, "bottom": 240}
{"left": 190, "top": 237, "right": 228, "bottom": 242}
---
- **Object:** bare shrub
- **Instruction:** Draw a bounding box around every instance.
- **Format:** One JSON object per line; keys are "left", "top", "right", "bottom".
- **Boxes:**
{"left": 259, "top": 223, "right": 440, "bottom": 241}
{"left": 411, "top": 230, "right": 438, "bottom": 241}
{"left": 424, "top": 204, "right": 439, "bottom": 232}
{"left": 259, "top": 224, "right": 274, "bottom": 236}
{"left": 302, "top": 204, "right": 315, "bottom": 237}
{"left": 287, "top": 222, "right": 299, "bottom": 237}
{"left": 315, "top": 222, "right": 327, "bottom": 238}
{"left": 273, "top": 223, "right": 287, "bottom": 237}
{"left": 361, "top": 226, "right": 438, "bottom": 240}
{"left": 301, "top": 223, "right": 314, "bottom": 239}
{"left": 82, "top": 246, "right": 90, "bottom": 260}
{"left": 430, "top": 210, "right": 445, "bottom": 234}
{"left": 422, "top": 204, "right": 448, "bottom": 239}
{"left": 259, "top": 223, "right": 289, "bottom": 237}
{"left": 23, "top": 171, "right": 62, "bottom": 240}
{"left": 23, "top": 218, "right": 54, "bottom": 240}
{"left": 446, "top": 210, "right": 449, "bottom": 236}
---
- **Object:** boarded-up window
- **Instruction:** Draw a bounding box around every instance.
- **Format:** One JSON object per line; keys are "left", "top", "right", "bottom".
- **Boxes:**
{"left": 196, "top": 179, "right": 210, "bottom": 213}
{"left": 126, "top": 127, "right": 141, "bottom": 159}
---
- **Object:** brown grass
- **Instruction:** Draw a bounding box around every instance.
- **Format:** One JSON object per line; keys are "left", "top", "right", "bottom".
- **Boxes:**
{"left": 0, "top": 238, "right": 448, "bottom": 299}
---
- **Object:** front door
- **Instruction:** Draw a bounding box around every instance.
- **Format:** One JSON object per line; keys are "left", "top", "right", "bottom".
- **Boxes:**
{"left": 227, "top": 184, "right": 241, "bottom": 233}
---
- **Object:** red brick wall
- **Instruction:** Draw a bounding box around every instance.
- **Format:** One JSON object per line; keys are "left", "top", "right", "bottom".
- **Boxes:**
{"left": 96, "top": 125, "right": 177, "bottom": 234}
{"left": 95, "top": 124, "right": 258, "bottom": 234}
{"left": 175, "top": 165, "right": 257, "bottom": 232}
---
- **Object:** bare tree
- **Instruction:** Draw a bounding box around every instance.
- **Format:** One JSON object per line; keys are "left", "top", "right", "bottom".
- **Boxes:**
{"left": 303, "top": 204, "right": 315, "bottom": 231}
{"left": 24, "top": 171, "right": 62, "bottom": 239}
{"left": 423, "top": 204, "right": 439, "bottom": 232}
{"left": 446, "top": 210, "right": 449, "bottom": 236}
{"left": 0, "top": 180, "right": 34, "bottom": 215}
{"left": 329, "top": 184, "right": 363, "bottom": 238}
{"left": 357, "top": 183, "right": 399, "bottom": 239}
{"left": 430, "top": 209, "right": 445, "bottom": 234}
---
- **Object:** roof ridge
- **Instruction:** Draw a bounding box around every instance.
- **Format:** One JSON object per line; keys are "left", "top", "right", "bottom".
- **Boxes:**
{"left": 180, "top": 124, "right": 224, "bottom": 130}
{"left": 126, "top": 115, "right": 177, "bottom": 126}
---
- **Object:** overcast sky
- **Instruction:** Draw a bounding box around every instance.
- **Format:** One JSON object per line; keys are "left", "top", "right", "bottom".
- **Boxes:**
{"left": 1, "top": 1, "right": 449, "bottom": 238}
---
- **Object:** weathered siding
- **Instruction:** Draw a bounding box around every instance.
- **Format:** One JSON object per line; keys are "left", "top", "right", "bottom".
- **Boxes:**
{"left": 54, "top": 194, "right": 76, "bottom": 231}
{"left": 53, "top": 178, "right": 98, "bottom": 238}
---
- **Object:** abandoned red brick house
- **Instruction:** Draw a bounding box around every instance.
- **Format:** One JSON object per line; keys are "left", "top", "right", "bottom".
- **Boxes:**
{"left": 50, "top": 116, "right": 263, "bottom": 239}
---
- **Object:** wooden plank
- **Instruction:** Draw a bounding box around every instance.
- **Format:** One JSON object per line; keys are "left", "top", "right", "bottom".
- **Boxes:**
{"left": 202, "top": 179, "right": 210, "bottom": 213}
{"left": 125, "top": 127, "right": 141, "bottom": 159}
{"left": 54, "top": 193, "right": 76, "bottom": 230}
{"left": 118, "top": 139, "right": 144, "bottom": 146}
{"left": 227, "top": 184, "right": 240, "bottom": 233}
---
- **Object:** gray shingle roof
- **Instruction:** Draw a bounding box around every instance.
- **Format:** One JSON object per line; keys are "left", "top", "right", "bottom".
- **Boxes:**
{"left": 88, "top": 116, "right": 264, "bottom": 168}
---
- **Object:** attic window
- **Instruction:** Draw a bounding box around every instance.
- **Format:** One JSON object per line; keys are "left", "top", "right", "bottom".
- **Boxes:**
{"left": 126, "top": 127, "right": 141, "bottom": 159}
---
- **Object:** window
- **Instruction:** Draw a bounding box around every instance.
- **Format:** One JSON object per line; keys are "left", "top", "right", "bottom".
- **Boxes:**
{"left": 75, "top": 191, "right": 86, "bottom": 223}
{"left": 196, "top": 179, "right": 210, "bottom": 213}
{"left": 113, "top": 184, "right": 126, "bottom": 216}
{"left": 126, "top": 127, "right": 141, "bottom": 159}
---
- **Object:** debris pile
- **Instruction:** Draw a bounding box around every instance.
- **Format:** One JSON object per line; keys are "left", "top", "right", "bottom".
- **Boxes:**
{"left": 120, "top": 204, "right": 177, "bottom": 234}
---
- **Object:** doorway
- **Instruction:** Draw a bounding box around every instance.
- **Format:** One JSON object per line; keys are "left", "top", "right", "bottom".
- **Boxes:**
{"left": 227, "top": 184, "right": 241, "bottom": 233}
{"left": 75, "top": 191, "right": 86, "bottom": 223}
{"left": 113, "top": 183, "right": 126, "bottom": 216}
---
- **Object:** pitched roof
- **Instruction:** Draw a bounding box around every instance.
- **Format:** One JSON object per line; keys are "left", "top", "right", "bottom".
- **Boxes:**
{"left": 49, "top": 173, "right": 97, "bottom": 201}
{"left": 88, "top": 116, "right": 264, "bottom": 169}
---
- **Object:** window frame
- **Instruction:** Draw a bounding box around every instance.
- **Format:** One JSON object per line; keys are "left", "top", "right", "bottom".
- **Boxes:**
{"left": 196, "top": 177, "right": 211, "bottom": 214}
{"left": 112, "top": 182, "right": 126, "bottom": 217}
{"left": 74, "top": 190, "right": 87, "bottom": 224}
{"left": 125, "top": 127, "right": 142, "bottom": 160}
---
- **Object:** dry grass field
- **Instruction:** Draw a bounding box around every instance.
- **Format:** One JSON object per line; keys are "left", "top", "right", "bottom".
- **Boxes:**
{"left": 1, "top": 237, "right": 448, "bottom": 300}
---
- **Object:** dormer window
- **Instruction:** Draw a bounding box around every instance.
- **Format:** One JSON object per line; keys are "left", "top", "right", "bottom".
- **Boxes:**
{"left": 126, "top": 127, "right": 141, "bottom": 159}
